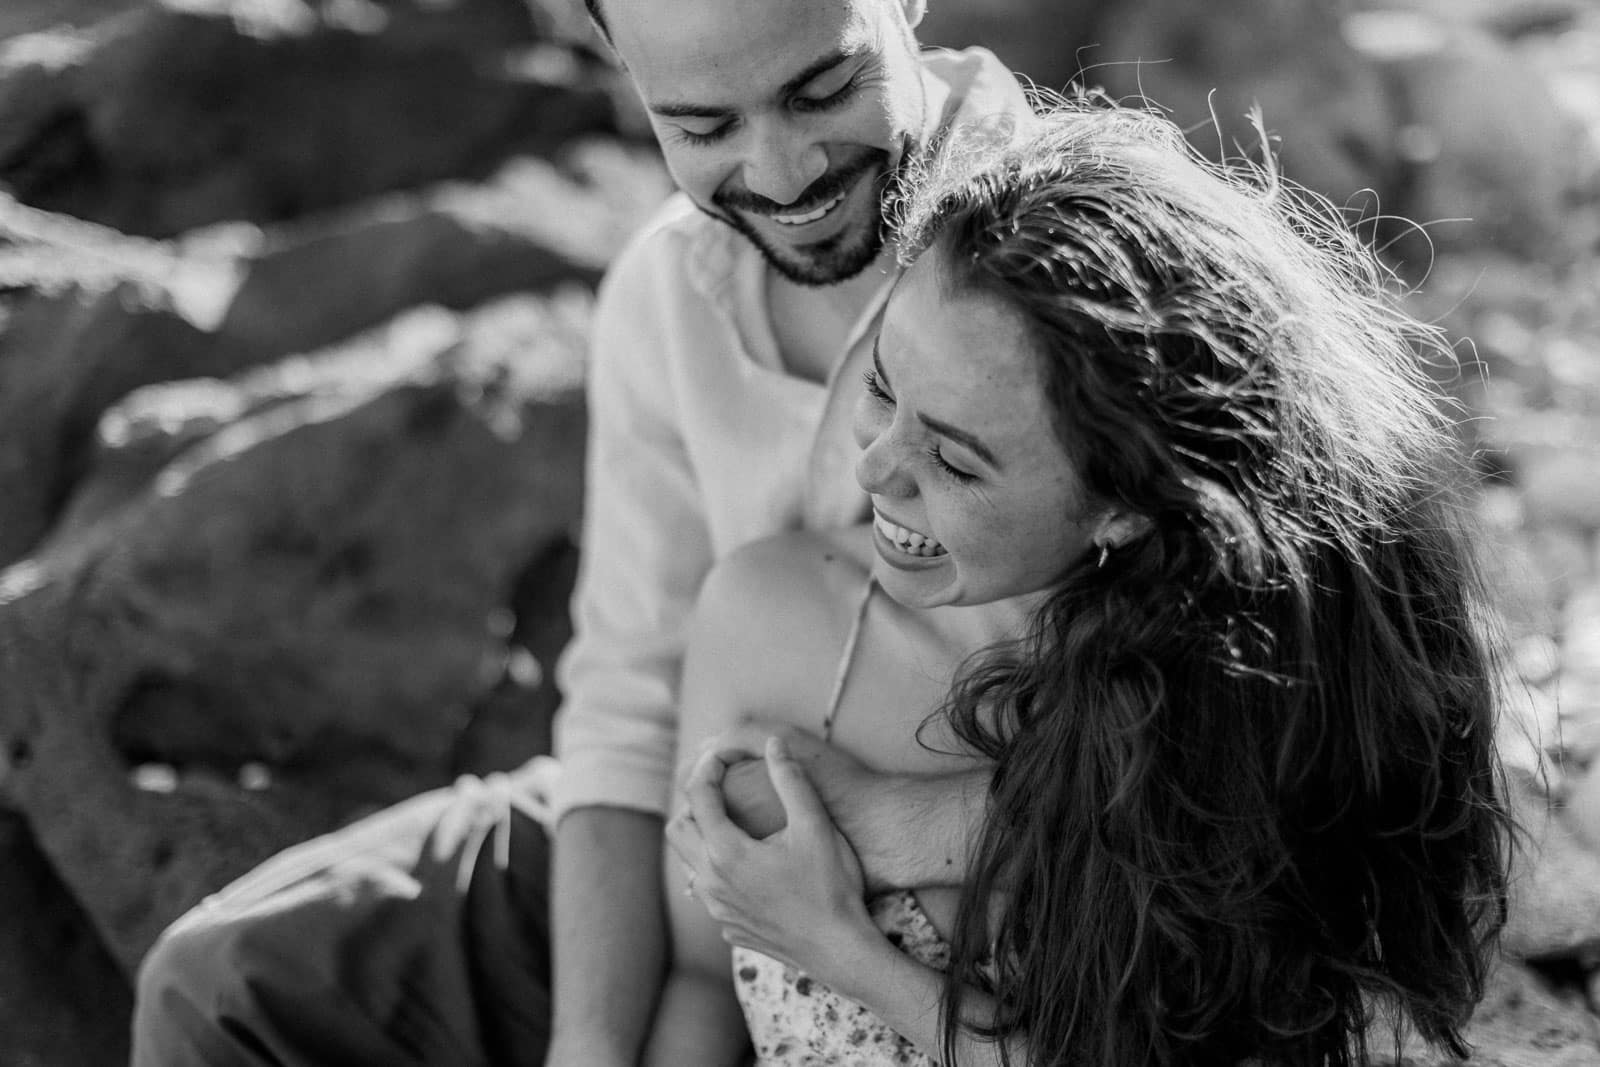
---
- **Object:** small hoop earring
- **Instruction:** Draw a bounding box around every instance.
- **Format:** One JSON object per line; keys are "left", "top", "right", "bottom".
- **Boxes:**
{"left": 1096, "top": 543, "right": 1111, "bottom": 569}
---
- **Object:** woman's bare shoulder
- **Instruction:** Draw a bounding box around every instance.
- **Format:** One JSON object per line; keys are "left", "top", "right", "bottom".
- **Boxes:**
{"left": 685, "top": 525, "right": 874, "bottom": 720}
{"left": 696, "top": 526, "right": 872, "bottom": 626}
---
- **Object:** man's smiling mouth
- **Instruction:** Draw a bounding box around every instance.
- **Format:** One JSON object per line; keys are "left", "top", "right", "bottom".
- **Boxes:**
{"left": 771, "top": 193, "right": 844, "bottom": 226}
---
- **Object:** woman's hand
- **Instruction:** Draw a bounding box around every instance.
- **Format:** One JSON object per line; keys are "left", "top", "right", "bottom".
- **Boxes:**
{"left": 667, "top": 736, "right": 879, "bottom": 982}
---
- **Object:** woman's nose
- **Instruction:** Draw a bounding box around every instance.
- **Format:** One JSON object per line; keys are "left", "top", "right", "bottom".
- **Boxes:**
{"left": 854, "top": 420, "right": 915, "bottom": 499}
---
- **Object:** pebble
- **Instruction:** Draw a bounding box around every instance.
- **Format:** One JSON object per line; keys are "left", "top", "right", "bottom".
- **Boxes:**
{"left": 1514, "top": 632, "right": 1563, "bottom": 686}
{"left": 129, "top": 763, "right": 178, "bottom": 793}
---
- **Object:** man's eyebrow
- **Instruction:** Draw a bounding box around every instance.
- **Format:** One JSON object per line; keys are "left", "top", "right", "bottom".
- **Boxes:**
{"left": 650, "top": 100, "right": 730, "bottom": 119}
{"left": 874, "top": 338, "right": 1002, "bottom": 471}
{"left": 651, "top": 48, "right": 860, "bottom": 119}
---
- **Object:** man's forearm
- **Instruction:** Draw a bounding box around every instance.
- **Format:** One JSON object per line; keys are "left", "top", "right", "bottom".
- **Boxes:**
{"left": 548, "top": 806, "right": 668, "bottom": 1067}
{"left": 712, "top": 728, "right": 989, "bottom": 894}
{"left": 835, "top": 769, "right": 988, "bottom": 893}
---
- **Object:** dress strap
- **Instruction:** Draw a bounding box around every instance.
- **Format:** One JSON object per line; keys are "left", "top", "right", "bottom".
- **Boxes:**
{"left": 821, "top": 577, "right": 875, "bottom": 742}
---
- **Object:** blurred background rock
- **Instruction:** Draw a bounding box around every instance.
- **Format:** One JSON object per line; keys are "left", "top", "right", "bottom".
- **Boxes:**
{"left": 0, "top": 0, "right": 1596, "bottom": 1062}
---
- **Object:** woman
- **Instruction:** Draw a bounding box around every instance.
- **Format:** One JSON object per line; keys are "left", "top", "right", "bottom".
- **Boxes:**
{"left": 648, "top": 101, "right": 1511, "bottom": 1066}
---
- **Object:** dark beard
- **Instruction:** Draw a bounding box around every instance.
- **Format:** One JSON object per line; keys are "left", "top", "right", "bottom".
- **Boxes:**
{"left": 707, "top": 141, "right": 915, "bottom": 287}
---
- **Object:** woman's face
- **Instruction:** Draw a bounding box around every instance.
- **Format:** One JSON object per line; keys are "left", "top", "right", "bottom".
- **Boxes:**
{"left": 854, "top": 249, "right": 1113, "bottom": 610}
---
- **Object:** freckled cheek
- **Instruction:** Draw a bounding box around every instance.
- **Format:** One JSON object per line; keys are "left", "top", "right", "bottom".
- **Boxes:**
{"left": 924, "top": 495, "right": 990, "bottom": 568}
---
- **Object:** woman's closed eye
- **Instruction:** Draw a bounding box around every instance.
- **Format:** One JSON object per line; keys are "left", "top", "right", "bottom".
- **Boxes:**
{"left": 926, "top": 446, "right": 977, "bottom": 483}
{"left": 863, "top": 367, "right": 893, "bottom": 405}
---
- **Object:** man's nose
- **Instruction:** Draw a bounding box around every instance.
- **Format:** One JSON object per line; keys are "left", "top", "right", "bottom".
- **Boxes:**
{"left": 742, "top": 120, "right": 827, "bottom": 206}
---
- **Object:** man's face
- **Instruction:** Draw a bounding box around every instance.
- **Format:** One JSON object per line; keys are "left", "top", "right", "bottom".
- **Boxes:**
{"left": 603, "top": 0, "right": 929, "bottom": 286}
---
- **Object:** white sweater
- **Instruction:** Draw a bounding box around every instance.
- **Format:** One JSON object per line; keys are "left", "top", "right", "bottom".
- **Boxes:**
{"left": 551, "top": 47, "right": 1030, "bottom": 820}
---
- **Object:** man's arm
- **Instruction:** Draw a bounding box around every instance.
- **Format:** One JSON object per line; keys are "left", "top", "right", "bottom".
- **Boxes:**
{"left": 547, "top": 218, "right": 717, "bottom": 1063}
{"left": 716, "top": 725, "right": 990, "bottom": 893}
{"left": 547, "top": 808, "right": 668, "bottom": 1067}
{"left": 835, "top": 764, "right": 988, "bottom": 893}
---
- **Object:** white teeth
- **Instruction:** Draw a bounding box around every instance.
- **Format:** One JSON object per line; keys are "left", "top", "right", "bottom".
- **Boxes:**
{"left": 772, "top": 194, "right": 843, "bottom": 226}
{"left": 873, "top": 512, "right": 947, "bottom": 557}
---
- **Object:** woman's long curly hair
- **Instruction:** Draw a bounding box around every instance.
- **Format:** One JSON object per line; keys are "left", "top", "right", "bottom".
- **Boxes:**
{"left": 897, "top": 102, "right": 1513, "bottom": 1065}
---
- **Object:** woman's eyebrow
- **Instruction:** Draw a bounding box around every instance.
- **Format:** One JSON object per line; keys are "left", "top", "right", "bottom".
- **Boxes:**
{"left": 920, "top": 412, "right": 1000, "bottom": 470}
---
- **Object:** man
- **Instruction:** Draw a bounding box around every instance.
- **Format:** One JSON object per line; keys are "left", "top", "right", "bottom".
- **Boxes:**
{"left": 132, "top": 0, "right": 1026, "bottom": 1062}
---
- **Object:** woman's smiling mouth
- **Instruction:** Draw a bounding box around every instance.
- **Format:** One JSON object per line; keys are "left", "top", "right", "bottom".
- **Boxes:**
{"left": 873, "top": 511, "right": 947, "bottom": 557}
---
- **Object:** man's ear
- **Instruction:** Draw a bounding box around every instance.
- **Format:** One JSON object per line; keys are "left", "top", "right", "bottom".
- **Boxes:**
{"left": 900, "top": 0, "right": 928, "bottom": 30}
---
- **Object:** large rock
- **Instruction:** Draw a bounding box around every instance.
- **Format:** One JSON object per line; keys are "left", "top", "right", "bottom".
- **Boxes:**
{"left": 0, "top": 296, "right": 587, "bottom": 971}
{"left": 1372, "top": 958, "right": 1600, "bottom": 1065}
{"left": 919, "top": 0, "right": 1403, "bottom": 212}
{"left": 1503, "top": 778, "right": 1600, "bottom": 963}
{"left": 1089, "top": 0, "right": 1399, "bottom": 214}
{"left": 0, "top": 145, "right": 662, "bottom": 566}
{"left": 0, "top": 812, "right": 131, "bottom": 1067}
{"left": 1342, "top": 9, "right": 1587, "bottom": 270}
{"left": 0, "top": 0, "right": 620, "bottom": 236}
{"left": 919, "top": 0, "right": 1589, "bottom": 272}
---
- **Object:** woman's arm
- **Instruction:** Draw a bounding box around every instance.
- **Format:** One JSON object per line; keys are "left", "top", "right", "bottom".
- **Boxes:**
{"left": 675, "top": 738, "right": 1030, "bottom": 1067}
{"left": 823, "top": 935, "right": 1027, "bottom": 1067}
{"left": 639, "top": 850, "right": 751, "bottom": 1067}
{"left": 642, "top": 538, "right": 853, "bottom": 1065}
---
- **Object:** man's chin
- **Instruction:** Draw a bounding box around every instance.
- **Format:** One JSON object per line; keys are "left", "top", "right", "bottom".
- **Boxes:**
{"left": 764, "top": 231, "right": 885, "bottom": 287}
{"left": 727, "top": 209, "right": 887, "bottom": 287}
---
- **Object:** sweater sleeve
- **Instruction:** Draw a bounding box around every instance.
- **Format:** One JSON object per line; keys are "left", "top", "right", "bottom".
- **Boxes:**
{"left": 551, "top": 219, "right": 716, "bottom": 821}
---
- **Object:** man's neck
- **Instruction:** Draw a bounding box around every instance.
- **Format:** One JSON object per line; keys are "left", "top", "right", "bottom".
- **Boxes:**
{"left": 765, "top": 249, "right": 897, "bottom": 385}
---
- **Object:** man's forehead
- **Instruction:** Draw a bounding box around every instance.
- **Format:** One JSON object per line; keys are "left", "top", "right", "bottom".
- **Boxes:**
{"left": 609, "top": 0, "right": 880, "bottom": 105}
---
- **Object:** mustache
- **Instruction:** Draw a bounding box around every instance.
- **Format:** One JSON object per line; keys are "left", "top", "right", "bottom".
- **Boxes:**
{"left": 714, "top": 150, "right": 887, "bottom": 216}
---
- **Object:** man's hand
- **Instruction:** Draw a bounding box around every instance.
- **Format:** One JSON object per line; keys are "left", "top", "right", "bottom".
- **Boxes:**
{"left": 707, "top": 723, "right": 874, "bottom": 840}
{"left": 705, "top": 721, "right": 986, "bottom": 893}
{"left": 670, "top": 738, "right": 877, "bottom": 985}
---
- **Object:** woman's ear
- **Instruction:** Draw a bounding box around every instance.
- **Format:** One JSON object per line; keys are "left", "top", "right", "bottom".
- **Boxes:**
{"left": 1097, "top": 509, "right": 1153, "bottom": 552}
{"left": 900, "top": 0, "right": 928, "bottom": 30}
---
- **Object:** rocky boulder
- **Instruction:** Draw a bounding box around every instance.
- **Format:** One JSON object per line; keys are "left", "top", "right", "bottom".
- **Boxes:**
{"left": 0, "top": 0, "right": 621, "bottom": 236}
{"left": 0, "top": 143, "right": 663, "bottom": 567}
{"left": 0, "top": 294, "right": 589, "bottom": 972}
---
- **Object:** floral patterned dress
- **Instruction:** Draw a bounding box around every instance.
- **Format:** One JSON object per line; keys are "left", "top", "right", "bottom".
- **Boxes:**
{"left": 732, "top": 891, "right": 951, "bottom": 1066}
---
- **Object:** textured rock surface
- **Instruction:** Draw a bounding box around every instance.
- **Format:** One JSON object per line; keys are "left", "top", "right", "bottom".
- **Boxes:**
{"left": 923, "top": 0, "right": 1402, "bottom": 214}
{"left": 1369, "top": 958, "right": 1600, "bottom": 1066}
{"left": 0, "top": 296, "right": 589, "bottom": 971}
{"left": 0, "top": 0, "right": 619, "bottom": 236}
{"left": 921, "top": 0, "right": 1593, "bottom": 272}
{"left": 0, "top": 812, "right": 132, "bottom": 1067}
{"left": 0, "top": 5, "right": 662, "bottom": 1061}
{"left": 0, "top": 144, "right": 654, "bottom": 567}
